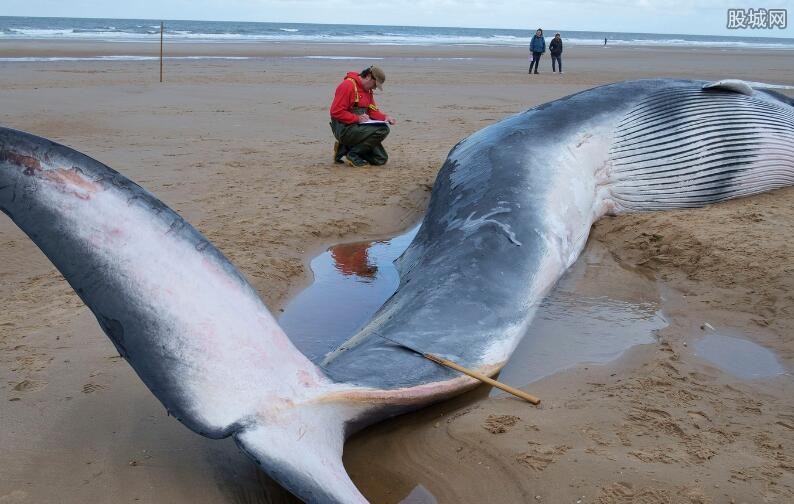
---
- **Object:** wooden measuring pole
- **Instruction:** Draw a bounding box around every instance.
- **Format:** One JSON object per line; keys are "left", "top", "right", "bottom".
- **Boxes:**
{"left": 421, "top": 351, "right": 541, "bottom": 405}
{"left": 160, "top": 22, "right": 164, "bottom": 83}
{"left": 374, "top": 333, "right": 540, "bottom": 405}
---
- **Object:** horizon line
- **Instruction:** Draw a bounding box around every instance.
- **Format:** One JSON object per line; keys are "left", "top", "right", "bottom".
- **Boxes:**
{"left": 1, "top": 14, "right": 792, "bottom": 41}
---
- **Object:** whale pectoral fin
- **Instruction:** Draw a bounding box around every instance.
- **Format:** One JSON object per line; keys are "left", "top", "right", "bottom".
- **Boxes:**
{"left": 702, "top": 79, "right": 754, "bottom": 95}
{"left": 234, "top": 403, "right": 369, "bottom": 504}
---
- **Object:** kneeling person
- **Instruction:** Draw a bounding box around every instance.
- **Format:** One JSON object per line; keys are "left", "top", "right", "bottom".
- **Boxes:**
{"left": 329, "top": 66, "right": 396, "bottom": 167}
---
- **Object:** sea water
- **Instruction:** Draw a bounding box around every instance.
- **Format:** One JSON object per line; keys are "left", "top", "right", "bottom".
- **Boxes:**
{"left": 2, "top": 16, "right": 793, "bottom": 50}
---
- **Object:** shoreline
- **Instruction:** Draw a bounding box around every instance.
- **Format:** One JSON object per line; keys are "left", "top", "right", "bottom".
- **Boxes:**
{"left": 4, "top": 39, "right": 794, "bottom": 57}
{"left": 2, "top": 16, "right": 793, "bottom": 52}
{"left": 1, "top": 41, "right": 793, "bottom": 503}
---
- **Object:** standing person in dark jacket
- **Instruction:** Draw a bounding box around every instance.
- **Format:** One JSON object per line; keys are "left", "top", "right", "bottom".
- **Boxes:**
{"left": 549, "top": 33, "right": 563, "bottom": 73}
{"left": 528, "top": 28, "right": 545, "bottom": 75}
{"left": 329, "top": 65, "right": 396, "bottom": 167}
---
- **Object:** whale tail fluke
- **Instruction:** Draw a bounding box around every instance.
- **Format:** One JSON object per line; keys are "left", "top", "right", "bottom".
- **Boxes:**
{"left": 0, "top": 125, "right": 373, "bottom": 503}
{"left": 234, "top": 402, "right": 370, "bottom": 504}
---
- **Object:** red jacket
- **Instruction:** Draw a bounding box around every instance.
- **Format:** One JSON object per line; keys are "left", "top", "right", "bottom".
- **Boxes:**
{"left": 330, "top": 72, "right": 387, "bottom": 124}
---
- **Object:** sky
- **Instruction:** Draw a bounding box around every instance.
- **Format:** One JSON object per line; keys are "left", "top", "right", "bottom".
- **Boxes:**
{"left": 3, "top": 0, "right": 793, "bottom": 37}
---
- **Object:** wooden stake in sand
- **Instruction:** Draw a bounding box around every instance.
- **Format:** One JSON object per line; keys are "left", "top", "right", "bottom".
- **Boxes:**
{"left": 376, "top": 334, "right": 540, "bottom": 405}
{"left": 160, "top": 22, "right": 164, "bottom": 83}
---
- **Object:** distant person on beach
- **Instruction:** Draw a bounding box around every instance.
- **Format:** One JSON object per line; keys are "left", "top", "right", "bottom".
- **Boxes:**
{"left": 604, "top": 37, "right": 608, "bottom": 46}
{"left": 329, "top": 65, "right": 396, "bottom": 167}
{"left": 549, "top": 33, "right": 563, "bottom": 73}
{"left": 528, "top": 28, "right": 546, "bottom": 74}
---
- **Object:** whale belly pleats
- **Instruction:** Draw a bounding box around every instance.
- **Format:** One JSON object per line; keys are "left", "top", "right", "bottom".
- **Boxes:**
{"left": 608, "top": 87, "right": 794, "bottom": 211}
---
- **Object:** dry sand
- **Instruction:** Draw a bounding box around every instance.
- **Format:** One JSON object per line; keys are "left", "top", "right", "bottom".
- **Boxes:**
{"left": 1, "top": 40, "right": 793, "bottom": 503}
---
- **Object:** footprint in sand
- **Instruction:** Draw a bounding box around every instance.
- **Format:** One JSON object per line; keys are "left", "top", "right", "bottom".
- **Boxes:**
{"left": 483, "top": 414, "right": 520, "bottom": 434}
{"left": 81, "top": 382, "right": 106, "bottom": 394}
{"left": 12, "top": 379, "right": 47, "bottom": 393}
{"left": 516, "top": 444, "right": 570, "bottom": 471}
{"left": 687, "top": 410, "right": 711, "bottom": 423}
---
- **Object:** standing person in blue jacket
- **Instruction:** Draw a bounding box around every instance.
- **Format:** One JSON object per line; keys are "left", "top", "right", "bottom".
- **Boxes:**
{"left": 528, "top": 28, "right": 546, "bottom": 74}
{"left": 549, "top": 33, "right": 563, "bottom": 73}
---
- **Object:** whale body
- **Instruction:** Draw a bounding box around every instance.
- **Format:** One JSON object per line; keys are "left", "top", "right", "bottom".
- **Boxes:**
{"left": 1, "top": 79, "right": 793, "bottom": 503}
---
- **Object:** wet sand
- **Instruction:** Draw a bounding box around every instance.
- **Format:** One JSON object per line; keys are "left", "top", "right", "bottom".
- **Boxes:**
{"left": 1, "top": 40, "right": 793, "bottom": 503}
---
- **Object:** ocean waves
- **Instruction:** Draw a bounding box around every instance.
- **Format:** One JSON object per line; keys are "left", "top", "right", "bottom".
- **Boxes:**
{"left": 1, "top": 17, "right": 792, "bottom": 50}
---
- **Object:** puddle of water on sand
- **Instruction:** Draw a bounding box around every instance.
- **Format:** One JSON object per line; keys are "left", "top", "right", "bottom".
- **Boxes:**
{"left": 279, "top": 225, "right": 419, "bottom": 362}
{"left": 280, "top": 227, "right": 667, "bottom": 389}
{"left": 494, "top": 242, "right": 667, "bottom": 393}
{"left": 693, "top": 332, "right": 787, "bottom": 379}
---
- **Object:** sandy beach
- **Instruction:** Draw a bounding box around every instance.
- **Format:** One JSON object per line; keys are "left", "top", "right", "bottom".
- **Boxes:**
{"left": 1, "top": 39, "right": 793, "bottom": 503}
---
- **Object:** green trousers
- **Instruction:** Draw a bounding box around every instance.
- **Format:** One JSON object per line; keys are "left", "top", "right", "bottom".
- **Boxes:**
{"left": 330, "top": 117, "right": 390, "bottom": 166}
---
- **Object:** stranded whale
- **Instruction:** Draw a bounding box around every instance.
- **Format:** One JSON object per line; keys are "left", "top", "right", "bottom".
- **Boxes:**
{"left": 1, "top": 79, "right": 793, "bottom": 503}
